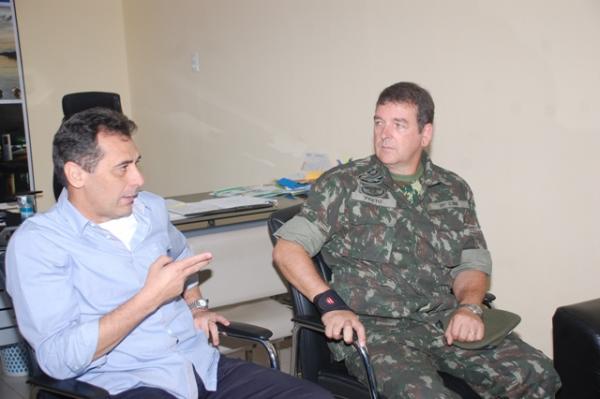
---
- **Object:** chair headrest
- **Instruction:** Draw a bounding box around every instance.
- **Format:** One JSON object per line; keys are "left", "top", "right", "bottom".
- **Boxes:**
{"left": 62, "top": 91, "right": 122, "bottom": 120}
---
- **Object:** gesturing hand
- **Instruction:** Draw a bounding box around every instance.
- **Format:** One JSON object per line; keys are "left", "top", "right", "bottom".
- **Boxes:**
{"left": 322, "top": 310, "right": 367, "bottom": 348}
{"left": 192, "top": 310, "right": 230, "bottom": 346}
{"left": 143, "top": 252, "right": 213, "bottom": 310}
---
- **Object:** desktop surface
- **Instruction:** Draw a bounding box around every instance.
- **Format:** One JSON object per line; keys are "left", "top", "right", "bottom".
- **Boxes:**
{"left": 169, "top": 192, "right": 303, "bottom": 232}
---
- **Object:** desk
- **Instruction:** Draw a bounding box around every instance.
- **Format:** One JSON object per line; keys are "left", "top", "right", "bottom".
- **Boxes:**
{"left": 172, "top": 193, "right": 300, "bottom": 233}
{"left": 170, "top": 193, "right": 303, "bottom": 344}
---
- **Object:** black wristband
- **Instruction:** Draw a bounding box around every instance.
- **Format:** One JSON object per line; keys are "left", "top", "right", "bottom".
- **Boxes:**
{"left": 313, "top": 289, "right": 351, "bottom": 314}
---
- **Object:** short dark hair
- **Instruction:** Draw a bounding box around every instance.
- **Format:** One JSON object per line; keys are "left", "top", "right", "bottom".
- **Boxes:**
{"left": 376, "top": 82, "right": 435, "bottom": 131}
{"left": 52, "top": 107, "right": 137, "bottom": 187}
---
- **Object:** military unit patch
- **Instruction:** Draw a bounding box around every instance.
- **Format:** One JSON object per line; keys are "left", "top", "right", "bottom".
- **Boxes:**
{"left": 358, "top": 166, "right": 386, "bottom": 197}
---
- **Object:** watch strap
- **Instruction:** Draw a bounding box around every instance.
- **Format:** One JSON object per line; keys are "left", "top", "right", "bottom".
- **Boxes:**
{"left": 458, "top": 303, "right": 483, "bottom": 316}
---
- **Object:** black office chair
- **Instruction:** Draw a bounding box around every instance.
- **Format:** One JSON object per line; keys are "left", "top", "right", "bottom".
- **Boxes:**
{"left": 53, "top": 92, "right": 123, "bottom": 200}
{"left": 268, "top": 204, "right": 485, "bottom": 399}
{"left": 27, "top": 322, "right": 280, "bottom": 399}
{"left": 553, "top": 298, "right": 600, "bottom": 399}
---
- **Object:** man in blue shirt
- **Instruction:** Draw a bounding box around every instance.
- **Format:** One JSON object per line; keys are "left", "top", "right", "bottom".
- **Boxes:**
{"left": 6, "top": 108, "right": 331, "bottom": 399}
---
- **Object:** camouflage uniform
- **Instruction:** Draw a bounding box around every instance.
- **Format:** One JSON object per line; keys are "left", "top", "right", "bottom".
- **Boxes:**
{"left": 275, "top": 154, "right": 560, "bottom": 398}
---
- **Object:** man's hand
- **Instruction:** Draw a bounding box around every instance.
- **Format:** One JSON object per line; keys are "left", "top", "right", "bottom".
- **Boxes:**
{"left": 444, "top": 307, "right": 485, "bottom": 346}
{"left": 192, "top": 310, "right": 229, "bottom": 346}
{"left": 322, "top": 310, "right": 367, "bottom": 347}
{"left": 95, "top": 252, "right": 212, "bottom": 360}
{"left": 142, "top": 252, "right": 213, "bottom": 310}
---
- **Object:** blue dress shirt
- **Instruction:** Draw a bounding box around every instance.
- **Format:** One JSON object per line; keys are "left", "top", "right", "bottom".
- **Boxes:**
{"left": 6, "top": 191, "right": 220, "bottom": 398}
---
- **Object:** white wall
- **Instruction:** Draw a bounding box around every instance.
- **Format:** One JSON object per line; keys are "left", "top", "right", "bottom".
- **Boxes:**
{"left": 15, "top": 0, "right": 600, "bottom": 356}
{"left": 122, "top": 0, "right": 600, "bottom": 356}
{"left": 14, "top": 0, "right": 130, "bottom": 211}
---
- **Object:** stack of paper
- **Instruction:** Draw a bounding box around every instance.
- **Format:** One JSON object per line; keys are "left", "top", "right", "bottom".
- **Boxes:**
{"left": 209, "top": 153, "right": 332, "bottom": 200}
{"left": 166, "top": 195, "right": 275, "bottom": 217}
{"left": 212, "top": 185, "right": 288, "bottom": 198}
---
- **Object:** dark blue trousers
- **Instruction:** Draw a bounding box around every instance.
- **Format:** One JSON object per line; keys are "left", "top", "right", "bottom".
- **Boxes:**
{"left": 110, "top": 356, "right": 332, "bottom": 399}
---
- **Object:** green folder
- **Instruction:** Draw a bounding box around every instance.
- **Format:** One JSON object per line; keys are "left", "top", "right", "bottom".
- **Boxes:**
{"left": 450, "top": 308, "right": 521, "bottom": 350}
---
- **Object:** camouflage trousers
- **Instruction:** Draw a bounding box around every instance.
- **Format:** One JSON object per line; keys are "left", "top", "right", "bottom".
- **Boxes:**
{"left": 338, "top": 317, "right": 561, "bottom": 399}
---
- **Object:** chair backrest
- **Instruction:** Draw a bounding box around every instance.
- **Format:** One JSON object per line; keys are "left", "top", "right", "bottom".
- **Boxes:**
{"left": 267, "top": 204, "right": 335, "bottom": 382}
{"left": 54, "top": 92, "right": 122, "bottom": 200}
{"left": 62, "top": 92, "right": 122, "bottom": 120}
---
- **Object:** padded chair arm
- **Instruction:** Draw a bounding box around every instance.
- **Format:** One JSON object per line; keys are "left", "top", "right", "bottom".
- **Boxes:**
{"left": 217, "top": 321, "right": 280, "bottom": 370}
{"left": 28, "top": 373, "right": 110, "bottom": 399}
{"left": 218, "top": 321, "right": 273, "bottom": 341}
{"left": 292, "top": 315, "right": 380, "bottom": 399}
{"left": 292, "top": 315, "right": 325, "bottom": 332}
{"left": 26, "top": 321, "right": 278, "bottom": 399}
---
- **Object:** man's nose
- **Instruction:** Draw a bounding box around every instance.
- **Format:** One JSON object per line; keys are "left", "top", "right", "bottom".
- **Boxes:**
{"left": 380, "top": 122, "right": 392, "bottom": 138}
{"left": 130, "top": 165, "right": 145, "bottom": 187}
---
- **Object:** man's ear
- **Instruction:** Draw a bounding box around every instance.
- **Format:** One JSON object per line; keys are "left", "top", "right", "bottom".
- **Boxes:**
{"left": 63, "top": 161, "right": 87, "bottom": 189}
{"left": 420, "top": 123, "right": 434, "bottom": 148}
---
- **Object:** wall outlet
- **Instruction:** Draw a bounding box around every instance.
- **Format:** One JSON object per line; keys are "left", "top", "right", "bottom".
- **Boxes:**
{"left": 191, "top": 52, "right": 200, "bottom": 72}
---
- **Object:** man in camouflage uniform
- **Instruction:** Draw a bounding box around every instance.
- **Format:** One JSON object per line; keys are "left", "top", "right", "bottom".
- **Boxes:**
{"left": 272, "top": 82, "right": 560, "bottom": 398}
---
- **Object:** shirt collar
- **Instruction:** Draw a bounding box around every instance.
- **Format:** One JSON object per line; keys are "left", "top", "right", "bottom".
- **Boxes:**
{"left": 370, "top": 151, "right": 452, "bottom": 187}
{"left": 55, "top": 189, "right": 150, "bottom": 236}
{"left": 420, "top": 151, "right": 453, "bottom": 187}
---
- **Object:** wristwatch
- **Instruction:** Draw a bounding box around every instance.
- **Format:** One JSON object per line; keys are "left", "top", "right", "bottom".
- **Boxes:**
{"left": 458, "top": 303, "right": 483, "bottom": 317}
{"left": 188, "top": 298, "right": 209, "bottom": 311}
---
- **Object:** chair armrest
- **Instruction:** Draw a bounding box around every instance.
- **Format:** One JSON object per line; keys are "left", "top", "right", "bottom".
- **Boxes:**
{"left": 292, "top": 315, "right": 325, "bottom": 332}
{"left": 483, "top": 292, "right": 496, "bottom": 307}
{"left": 217, "top": 321, "right": 280, "bottom": 370}
{"left": 26, "top": 322, "right": 276, "bottom": 398}
{"left": 28, "top": 373, "right": 110, "bottom": 399}
{"left": 218, "top": 321, "right": 273, "bottom": 341}
{"left": 292, "top": 315, "right": 380, "bottom": 399}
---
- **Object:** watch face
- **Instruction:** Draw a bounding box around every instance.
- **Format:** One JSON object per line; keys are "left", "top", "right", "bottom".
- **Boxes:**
{"left": 198, "top": 298, "right": 209, "bottom": 308}
{"left": 191, "top": 298, "right": 209, "bottom": 310}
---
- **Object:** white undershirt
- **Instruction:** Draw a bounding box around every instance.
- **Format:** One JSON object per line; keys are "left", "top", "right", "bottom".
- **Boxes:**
{"left": 99, "top": 213, "right": 138, "bottom": 250}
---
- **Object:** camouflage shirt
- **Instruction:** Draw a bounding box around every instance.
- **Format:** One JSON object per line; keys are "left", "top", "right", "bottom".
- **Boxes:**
{"left": 276, "top": 153, "right": 491, "bottom": 321}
